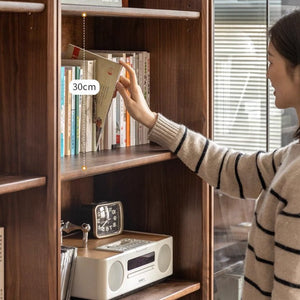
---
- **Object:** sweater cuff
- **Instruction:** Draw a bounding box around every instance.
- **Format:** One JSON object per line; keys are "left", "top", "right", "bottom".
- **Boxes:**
{"left": 148, "top": 113, "right": 184, "bottom": 152}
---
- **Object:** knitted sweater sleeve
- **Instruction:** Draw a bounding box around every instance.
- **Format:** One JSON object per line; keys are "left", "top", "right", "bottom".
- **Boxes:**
{"left": 270, "top": 153, "right": 300, "bottom": 299}
{"left": 148, "top": 114, "right": 285, "bottom": 200}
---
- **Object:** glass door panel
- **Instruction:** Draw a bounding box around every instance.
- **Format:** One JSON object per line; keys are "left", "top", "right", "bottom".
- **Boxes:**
{"left": 213, "top": 1, "right": 299, "bottom": 299}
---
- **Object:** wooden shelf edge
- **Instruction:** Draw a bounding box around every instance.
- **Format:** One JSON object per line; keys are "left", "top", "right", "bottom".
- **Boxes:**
{"left": 0, "top": 175, "right": 46, "bottom": 195}
{"left": 61, "top": 145, "right": 176, "bottom": 181}
{"left": 121, "top": 279, "right": 200, "bottom": 300}
{"left": 61, "top": 5, "right": 200, "bottom": 20}
{"left": 0, "top": 1, "right": 45, "bottom": 13}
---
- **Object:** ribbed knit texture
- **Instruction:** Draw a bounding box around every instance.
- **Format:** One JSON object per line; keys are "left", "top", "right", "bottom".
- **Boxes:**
{"left": 149, "top": 113, "right": 300, "bottom": 300}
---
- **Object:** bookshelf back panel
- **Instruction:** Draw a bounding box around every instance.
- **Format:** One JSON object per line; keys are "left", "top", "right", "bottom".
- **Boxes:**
{"left": 0, "top": 12, "right": 50, "bottom": 175}
{"left": 62, "top": 16, "right": 95, "bottom": 54}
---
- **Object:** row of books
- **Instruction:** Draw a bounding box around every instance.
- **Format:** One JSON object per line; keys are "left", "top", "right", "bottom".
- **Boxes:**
{"left": 60, "top": 45, "right": 150, "bottom": 157}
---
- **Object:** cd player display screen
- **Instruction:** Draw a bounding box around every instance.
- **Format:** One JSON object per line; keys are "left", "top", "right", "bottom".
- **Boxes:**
{"left": 127, "top": 251, "right": 155, "bottom": 271}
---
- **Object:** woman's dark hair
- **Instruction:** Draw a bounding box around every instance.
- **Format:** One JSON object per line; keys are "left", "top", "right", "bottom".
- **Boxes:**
{"left": 269, "top": 10, "right": 300, "bottom": 139}
{"left": 269, "top": 9, "right": 300, "bottom": 66}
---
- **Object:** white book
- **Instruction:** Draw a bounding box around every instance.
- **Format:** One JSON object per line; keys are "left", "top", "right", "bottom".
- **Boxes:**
{"left": 111, "top": 97, "right": 117, "bottom": 147}
{"left": 143, "top": 52, "right": 150, "bottom": 144}
{"left": 0, "top": 227, "right": 4, "bottom": 300}
{"left": 103, "top": 103, "right": 113, "bottom": 150}
{"left": 119, "top": 95, "right": 126, "bottom": 148}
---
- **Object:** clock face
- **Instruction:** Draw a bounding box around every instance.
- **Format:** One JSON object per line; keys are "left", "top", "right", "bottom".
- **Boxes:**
{"left": 93, "top": 201, "right": 123, "bottom": 238}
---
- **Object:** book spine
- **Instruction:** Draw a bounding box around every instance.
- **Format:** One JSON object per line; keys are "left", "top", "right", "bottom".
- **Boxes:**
{"left": 111, "top": 97, "right": 117, "bottom": 148}
{"left": 138, "top": 52, "right": 145, "bottom": 144}
{"left": 75, "top": 66, "right": 81, "bottom": 155}
{"left": 65, "top": 68, "right": 72, "bottom": 156}
{"left": 70, "top": 66, "right": 76, "bottom": 155}
{"left": 60, "top": 66, "right": 65, "bottom": 157}
{"left": 125, "top": 56, "right": 131, "bottom": 147}
{"left": 0, "top": 227, "right": 4, "bottom": 300}
{"left": 145, "top": 51, "right": 151, "bottom": 144}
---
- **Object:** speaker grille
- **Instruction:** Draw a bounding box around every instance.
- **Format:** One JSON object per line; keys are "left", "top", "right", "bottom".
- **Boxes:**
{"left": 158, "top": 244, "right": 171, "bottom": 273}
{"left": 108, "top": 261, "right": 124, "bottom": 291}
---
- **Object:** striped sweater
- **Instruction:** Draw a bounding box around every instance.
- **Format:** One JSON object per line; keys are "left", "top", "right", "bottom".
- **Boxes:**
{"left": 148, "top": 113, "right": 300, "bottom": 300}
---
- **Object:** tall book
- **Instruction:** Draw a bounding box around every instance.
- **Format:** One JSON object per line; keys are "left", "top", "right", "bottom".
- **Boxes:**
{"left": 60, "top": 66, "right": 65, "bottom": 157}
{"left": 0, "top": 227, "right": 4, "bottom": 300}
{"left": 63, "top": 45, "right": 122, "bottom": 151}
{"left": 64, "top": 67, "right": 73, "bottom": 156}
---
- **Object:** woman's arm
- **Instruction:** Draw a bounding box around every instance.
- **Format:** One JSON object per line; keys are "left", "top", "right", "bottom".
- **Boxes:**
{"left": 116, "top": 60, "right": 285, "bottom": 200}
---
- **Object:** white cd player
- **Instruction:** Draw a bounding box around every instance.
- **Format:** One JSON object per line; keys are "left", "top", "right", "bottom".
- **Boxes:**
{"left": 63, "top": 231, "right": 173, "bottom": 300}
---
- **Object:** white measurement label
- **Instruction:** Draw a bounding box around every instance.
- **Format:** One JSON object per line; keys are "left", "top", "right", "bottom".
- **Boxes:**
{"left": 69, "top": 79, "right": 100, "bottom": 95}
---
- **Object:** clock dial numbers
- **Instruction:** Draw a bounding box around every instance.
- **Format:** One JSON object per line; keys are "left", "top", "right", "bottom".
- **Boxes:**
{"left": 93, "top": 202, "right": 123, "bottom": 238}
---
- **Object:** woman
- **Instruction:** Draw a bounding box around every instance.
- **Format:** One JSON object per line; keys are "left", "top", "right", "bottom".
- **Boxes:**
{"left": 116, "top": 10, "right": 300, "bottom": 300}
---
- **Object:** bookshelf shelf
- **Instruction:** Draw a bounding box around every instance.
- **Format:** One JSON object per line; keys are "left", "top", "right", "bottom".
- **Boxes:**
{"left": 0, "top": 1, "right": 45, "bottom": 13}
{"left": 0, "top": 175, "right": 46, "bottom": 195}
{"left": 61, "top": 144, "right": 175, "bottom": 181}
{"left": 122, "top": 280, "right": 201, "bottom": 300}
{"left": 61, "top": 5, "right": 200, "bottom": 19}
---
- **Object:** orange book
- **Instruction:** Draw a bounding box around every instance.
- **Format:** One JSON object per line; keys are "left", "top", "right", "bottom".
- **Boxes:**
{"left": 125, "top": 57, "right": 131, "bottom": 147}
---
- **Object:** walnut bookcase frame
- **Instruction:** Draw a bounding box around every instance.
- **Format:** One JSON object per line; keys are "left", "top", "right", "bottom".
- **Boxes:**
{"left": 0, "top": 1, "right": 212, "bottom": 299}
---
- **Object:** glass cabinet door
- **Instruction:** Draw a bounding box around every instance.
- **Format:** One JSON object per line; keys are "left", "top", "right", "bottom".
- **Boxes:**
{"left": 213, "top": 1, "right": 300, "bottom": 299}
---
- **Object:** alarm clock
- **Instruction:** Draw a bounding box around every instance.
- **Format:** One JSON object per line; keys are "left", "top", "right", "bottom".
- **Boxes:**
{"left": 83, "top": 201, "right": 124, "bottom": 239}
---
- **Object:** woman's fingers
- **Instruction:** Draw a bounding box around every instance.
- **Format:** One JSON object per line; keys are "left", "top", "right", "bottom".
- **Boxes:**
{"left": 119, "top": 59, "right": 138, "bottom": 86}
{"left": 116, "top": 81, "right": 131, "bottom": 103}
{"left": 119, "top": 75, "right": 130, "bottom": 88}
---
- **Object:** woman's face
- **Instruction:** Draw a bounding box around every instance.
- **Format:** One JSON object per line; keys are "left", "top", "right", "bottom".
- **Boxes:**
{"left": 267, "top": 41, "right": 300, "bottom": 112}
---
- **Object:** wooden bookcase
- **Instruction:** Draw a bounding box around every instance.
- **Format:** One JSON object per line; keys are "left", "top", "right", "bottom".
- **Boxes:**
{"left": 0, "top": 0, "right": 212, "bottom": 299}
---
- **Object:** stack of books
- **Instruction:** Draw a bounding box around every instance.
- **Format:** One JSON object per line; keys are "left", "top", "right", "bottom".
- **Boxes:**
{"left": 61, "top": 245, "right": 77, "bottom": 300}
{"left": 60, "top": 45, "right": 150, "bottom": 157}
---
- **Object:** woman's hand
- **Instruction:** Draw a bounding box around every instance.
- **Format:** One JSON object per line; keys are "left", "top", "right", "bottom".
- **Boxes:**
{"left": 116, "top": 59, "right": 157, "bottom": 129}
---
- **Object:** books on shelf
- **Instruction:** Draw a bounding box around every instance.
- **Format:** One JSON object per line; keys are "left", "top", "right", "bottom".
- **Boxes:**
{"left": 60, "top": 47, "right": 150, "bottom": 156}
{"left": 61, "top": 245, "right": 77, "bottom": 300}
{"left": 61, "top": 0, "right": 122, "bottom": 7}
{"left": 63, "top": 44, "right": 123, "bottom": 151}
{"left": 0, "top": 227, "right": 4, "bottom": 300}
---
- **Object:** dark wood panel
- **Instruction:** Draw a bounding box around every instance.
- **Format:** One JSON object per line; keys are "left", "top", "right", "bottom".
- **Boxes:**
{"left": 0, "top": 10, "right": 48, "bottom": 175}
{"left": 61, "top": 177, "right": 94, "bottom": 225}
{"left": 0, "top": 188, "right": 53, "bottom": 299}
{"left": 61, "top": 16, "right": 95, "bottom": 53}
{"left": 0, "top": 1, "right": 59, "bottom": 299}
